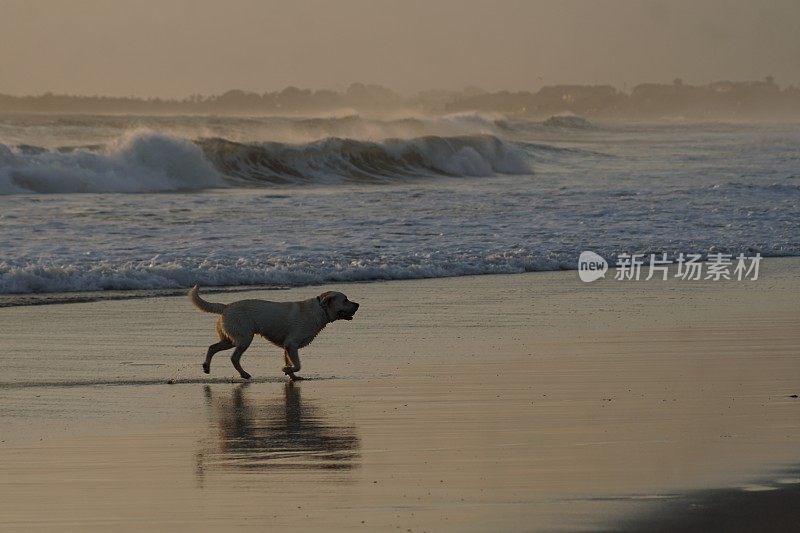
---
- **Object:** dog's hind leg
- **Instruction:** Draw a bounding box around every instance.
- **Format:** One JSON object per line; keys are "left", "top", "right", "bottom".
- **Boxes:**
{"left": 203, "top": 338, "right": 233, "bottom": 374}
{"left": 230, "top": 336, "right": 254, "bottom": 380}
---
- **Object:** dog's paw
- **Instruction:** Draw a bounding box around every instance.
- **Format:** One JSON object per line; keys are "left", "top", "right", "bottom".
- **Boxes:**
{"left": 282, "top": 366, "right": 294, "bottom": 374}
{"left": 202, "top": 363, "right": 210, "bottom": 374}
{"left": 240, "top": 372, "right": 251, "bottom": 380}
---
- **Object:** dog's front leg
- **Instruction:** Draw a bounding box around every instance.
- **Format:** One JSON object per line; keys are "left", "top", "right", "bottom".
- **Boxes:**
{"left": 282, "top": 345, "right": 302, "bottom": 380}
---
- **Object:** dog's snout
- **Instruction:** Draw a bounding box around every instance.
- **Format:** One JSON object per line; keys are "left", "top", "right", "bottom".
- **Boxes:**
{"left": 354, "top": 302, "right": 360, "bottom": 309}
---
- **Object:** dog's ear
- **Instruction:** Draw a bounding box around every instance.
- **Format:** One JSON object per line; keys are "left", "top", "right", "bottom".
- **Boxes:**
{"left": 319, "top": 291, "right": 335, "bottom": 307}
{"left": 319, "top": 291, "right": 338, "bottom": 321}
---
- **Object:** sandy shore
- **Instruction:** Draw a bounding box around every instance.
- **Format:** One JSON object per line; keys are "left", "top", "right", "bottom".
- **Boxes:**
{"left": 0, "top": 259, "right": 798, "bottom": 532}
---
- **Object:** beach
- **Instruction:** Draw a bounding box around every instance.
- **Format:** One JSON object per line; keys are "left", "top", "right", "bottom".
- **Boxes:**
{"left": 3, "top": 2, "right": 800, "bottom": 531}
{"left": 0, "top": 258, "right": 798, "bottom": 532}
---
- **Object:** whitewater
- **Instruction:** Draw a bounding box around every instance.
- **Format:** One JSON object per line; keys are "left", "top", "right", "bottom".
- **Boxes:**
{"left": 0, "top": 113, "right": 798, "bottom": 299}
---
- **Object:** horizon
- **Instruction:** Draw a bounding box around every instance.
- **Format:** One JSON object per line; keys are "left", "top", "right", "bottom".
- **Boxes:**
{"left": 2, "top": 0, "right": 799, "bottom": 98}
{"left": 0, "top": 74, "right": 794, "bottom": 101}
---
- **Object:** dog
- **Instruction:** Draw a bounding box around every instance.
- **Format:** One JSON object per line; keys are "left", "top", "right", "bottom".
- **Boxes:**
{"left": 189, "top": 286, "right": 359, "bottom": 380}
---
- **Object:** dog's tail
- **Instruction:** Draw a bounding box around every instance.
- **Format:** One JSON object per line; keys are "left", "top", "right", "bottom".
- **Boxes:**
{"left": 188, "top": 285, "right": 227, "bottom": 314}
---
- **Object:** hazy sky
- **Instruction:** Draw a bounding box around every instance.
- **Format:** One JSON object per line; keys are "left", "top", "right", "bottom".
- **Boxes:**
{"left": 1, "top": 0, "right": 799, "bottom": 97}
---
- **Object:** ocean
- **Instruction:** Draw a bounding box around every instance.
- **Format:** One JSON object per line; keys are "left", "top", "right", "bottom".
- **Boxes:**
{"left": 0, "top": 113, "right": 798, "bottom": 301}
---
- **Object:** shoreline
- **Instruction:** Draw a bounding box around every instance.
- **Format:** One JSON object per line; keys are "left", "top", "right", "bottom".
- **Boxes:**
{"left": 0, "top": 254, "right": 793, "bottom": 308}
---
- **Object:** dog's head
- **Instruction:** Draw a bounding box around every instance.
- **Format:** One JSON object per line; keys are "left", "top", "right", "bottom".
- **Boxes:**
{"left": 318, "top": 291, "right": 359, "bottom": 322}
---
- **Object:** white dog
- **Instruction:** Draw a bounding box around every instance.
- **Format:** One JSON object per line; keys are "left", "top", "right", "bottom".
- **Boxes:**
{"left": 189, "top": 286, "right": 359, "bottom": 380}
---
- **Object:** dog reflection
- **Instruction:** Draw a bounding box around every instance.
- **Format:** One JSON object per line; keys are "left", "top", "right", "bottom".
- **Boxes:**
{"left": 198, "top": 383, "right": 359, "bottom": 475}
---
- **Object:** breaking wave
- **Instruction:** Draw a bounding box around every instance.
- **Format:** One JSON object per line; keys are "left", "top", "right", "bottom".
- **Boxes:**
{"left": 541, "top": 114, "right": 595, "bottom": 129}
{"left": 0, "top": 131, "right": 223, "bottom": 194}
{"left": 0, "top": 130, "right": 536, "bottom": 193}
{"left": 200, "top": 134, "right": 532, "bottom": 184}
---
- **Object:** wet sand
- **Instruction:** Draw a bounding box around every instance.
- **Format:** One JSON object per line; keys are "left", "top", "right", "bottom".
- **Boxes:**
{"left": 0, "top": 259, "right": 798, "bottom": 532}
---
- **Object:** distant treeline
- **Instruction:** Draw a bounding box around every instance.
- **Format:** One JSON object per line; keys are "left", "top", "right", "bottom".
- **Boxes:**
{"left": 1, "top": 78, "right": 799, "bottom": 119}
